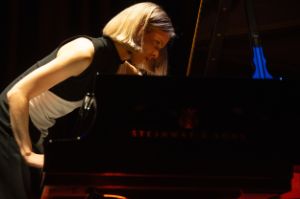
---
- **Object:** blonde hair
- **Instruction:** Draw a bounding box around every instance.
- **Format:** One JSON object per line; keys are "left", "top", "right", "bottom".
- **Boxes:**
{"left": 103, "top": 2, "right": 175, "bottom": 75}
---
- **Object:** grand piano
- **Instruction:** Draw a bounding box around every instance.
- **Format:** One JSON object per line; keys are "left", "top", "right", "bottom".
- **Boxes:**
{"left": 40, "top": 76, "right": 300, "bottom": 199}
{"left": 40, "top": 0, "right": 300, "bottom": 198}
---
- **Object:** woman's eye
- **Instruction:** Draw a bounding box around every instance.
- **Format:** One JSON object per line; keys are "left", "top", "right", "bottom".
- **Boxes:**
{"left": 154, "top": 40, "right": 161, "bottom": 49}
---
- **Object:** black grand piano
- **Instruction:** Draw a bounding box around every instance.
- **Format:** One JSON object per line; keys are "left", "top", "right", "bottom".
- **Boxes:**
{"left": 40, "top": 0, "right": 300, "bottom": 198}
{"left": 41, "top": 76, "right": 300, "bottom": 199}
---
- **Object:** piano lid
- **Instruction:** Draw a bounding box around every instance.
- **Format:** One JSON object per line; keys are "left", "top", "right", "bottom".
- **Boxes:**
{"left": 166, "top": 0, "right": 300, "bottom": 78}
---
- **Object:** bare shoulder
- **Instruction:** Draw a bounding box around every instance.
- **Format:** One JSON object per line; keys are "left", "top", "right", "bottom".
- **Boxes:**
{"left": 57, "top": 37, "right": 95, "bottom": 59}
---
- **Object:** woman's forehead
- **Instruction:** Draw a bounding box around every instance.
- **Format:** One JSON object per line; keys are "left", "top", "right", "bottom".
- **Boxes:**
{"left": 145, "top": 29, "right": 170, "bottom": 46}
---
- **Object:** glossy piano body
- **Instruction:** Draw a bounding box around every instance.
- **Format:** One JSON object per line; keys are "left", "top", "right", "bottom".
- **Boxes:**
{"left": 41, "top": 76, "right": 300, "bottom": 199}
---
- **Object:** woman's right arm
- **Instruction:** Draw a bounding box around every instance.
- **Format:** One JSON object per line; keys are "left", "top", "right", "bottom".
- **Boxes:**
{"left": 6, "top": 37, "right": 95, "bottom": 168}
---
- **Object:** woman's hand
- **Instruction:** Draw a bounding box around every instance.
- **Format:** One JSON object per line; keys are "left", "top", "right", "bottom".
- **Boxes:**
{"left": 23, "top": 152, "right": 44, "bottom": 168}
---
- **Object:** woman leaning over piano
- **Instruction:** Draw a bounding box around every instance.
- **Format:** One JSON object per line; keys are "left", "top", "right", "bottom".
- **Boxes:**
{"left": 0, "top": 2, "right": 175, "bottom": 199}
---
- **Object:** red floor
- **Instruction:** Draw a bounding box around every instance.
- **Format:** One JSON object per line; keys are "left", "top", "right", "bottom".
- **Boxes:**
{"left": 239, "top": 166, "right": 300, "bottom": 199}
{"left": 281, "top": 171, "right": 300, "bottom": 199}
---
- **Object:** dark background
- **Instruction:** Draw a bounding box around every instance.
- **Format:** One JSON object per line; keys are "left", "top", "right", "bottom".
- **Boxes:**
{"left": 2, "top": 0, "right": 300, "bottom": 90}
{"left": 2, "top": 0, "right": 199, "bottom": 90}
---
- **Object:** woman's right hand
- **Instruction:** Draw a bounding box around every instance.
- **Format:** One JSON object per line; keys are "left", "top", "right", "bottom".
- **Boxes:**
{"left": 23, "top": 152, "right": 44, "bottom": 168}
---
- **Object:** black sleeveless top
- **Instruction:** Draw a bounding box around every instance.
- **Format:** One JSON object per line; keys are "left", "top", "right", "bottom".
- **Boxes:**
{"left": 0, "top": 35, "right": 122, "bottom": 139}
{"left": 49, "top": 35, "right": 122, "bottom": 101}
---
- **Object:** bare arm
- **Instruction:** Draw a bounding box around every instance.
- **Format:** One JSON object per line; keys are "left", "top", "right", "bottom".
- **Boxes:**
{"left": 6, "top": 37, "right": 94, "bottom": 168}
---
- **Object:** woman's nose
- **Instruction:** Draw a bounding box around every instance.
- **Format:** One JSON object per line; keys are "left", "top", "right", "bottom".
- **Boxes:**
{"left": 150, "top": 50, "right": 159, "bottom": 60}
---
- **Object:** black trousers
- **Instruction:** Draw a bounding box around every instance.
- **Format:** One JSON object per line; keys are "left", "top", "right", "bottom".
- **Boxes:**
{"left": 0, "top": 130, "right": 31, "bottom": 199}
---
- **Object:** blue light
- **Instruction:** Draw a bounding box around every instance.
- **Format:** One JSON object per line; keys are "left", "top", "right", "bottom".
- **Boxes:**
{"left": 252, "top": 46, "right": 273, "bottom": 79}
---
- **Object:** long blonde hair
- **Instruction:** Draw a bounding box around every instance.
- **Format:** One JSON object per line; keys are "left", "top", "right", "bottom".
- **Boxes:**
{"left": 103, "top": 2, "right": 175, "bottom": 75}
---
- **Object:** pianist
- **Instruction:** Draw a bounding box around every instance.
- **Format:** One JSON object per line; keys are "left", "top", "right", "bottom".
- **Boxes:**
{"left": 0, "top": 2, "right": 175, "bottom": 199}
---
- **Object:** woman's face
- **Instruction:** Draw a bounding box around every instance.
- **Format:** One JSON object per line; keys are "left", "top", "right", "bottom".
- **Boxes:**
{"left": 130, "top": 29, "right": 170, "bottom": 71}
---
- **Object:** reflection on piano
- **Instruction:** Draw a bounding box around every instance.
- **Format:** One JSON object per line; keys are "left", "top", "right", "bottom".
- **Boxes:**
{"left": 41, "top": 76, "right": 300, "bottom": 199}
